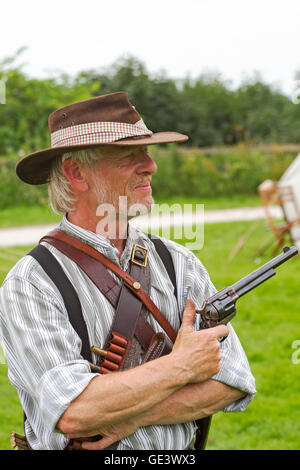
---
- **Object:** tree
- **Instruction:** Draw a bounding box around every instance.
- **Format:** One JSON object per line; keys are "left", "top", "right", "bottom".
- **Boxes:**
{"left": 0, "top": 50, "right": 96, "bottom": 156}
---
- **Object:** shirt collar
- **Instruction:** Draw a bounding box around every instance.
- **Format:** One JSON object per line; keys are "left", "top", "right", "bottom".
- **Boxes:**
{"left": 58, "top": 215, "right": 148, "bottom": 269}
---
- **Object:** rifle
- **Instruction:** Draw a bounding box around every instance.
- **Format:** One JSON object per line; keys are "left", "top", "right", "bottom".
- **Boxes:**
{"left": 197, "top": 246, "right": 298, "bottom": 329}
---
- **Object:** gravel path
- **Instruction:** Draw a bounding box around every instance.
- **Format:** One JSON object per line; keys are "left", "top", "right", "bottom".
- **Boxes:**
{"left": 0, "top": 206, "right": 281, "bottom": 248}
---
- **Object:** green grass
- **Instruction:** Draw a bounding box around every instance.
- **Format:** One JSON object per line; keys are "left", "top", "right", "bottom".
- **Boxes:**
{"left": 0, "top": 205, "right": 61, "bottom": 229}
{"left": 0, "top": 220, "right": 299, "bottom": 449}
{"left": 0, "top": 245, "right": 34, "bottom": 448}
{"left": 155, "top": 194, "right": 262, "bottom": 210}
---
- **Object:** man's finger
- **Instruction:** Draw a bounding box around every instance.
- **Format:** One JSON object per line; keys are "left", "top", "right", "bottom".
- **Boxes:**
{"left": 81, "top": 435, "right": 116, "bottom": 450}
{"left": 209, "top": 324, "right": 229, "bottom": 339}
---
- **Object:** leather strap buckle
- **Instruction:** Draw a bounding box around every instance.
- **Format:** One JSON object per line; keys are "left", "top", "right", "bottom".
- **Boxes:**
{"left": 131, "top": 244, "right": 149, "bottom": 267}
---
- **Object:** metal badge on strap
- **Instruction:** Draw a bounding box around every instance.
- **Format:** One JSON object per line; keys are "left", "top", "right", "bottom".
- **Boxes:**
{"left": 131, "top": 244, "right": 149, "bottom": 267}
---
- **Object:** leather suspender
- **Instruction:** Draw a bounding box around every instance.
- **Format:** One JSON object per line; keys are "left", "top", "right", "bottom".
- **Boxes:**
{"left": 147, "top": 234, "right": 177, "bottom": 301}
{"left": 28, "top": 244, "right": 93, "bottom": 363}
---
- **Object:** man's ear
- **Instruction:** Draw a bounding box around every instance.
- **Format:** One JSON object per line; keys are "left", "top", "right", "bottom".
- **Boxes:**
{"left": 62, "top": 159, "right": 89, "bottom": 192}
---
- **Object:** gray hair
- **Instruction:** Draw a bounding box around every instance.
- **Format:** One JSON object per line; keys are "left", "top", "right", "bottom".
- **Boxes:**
{"left": 48, "top": 148, "right": 104, "bottom": 214}
{"left": 48, "top": 146, "right": 135, "bottom": 214}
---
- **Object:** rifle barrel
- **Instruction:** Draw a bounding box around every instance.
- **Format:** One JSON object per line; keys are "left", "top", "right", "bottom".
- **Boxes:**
{"left": 232, "top": 246, "right": 298, "bottom": 293}
{"left": 235, "top": 269, "right": 276, "bottom": 298}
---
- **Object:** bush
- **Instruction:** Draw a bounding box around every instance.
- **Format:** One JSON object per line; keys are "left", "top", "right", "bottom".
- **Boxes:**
{"left": 0, "top": 156, "right": 48, "bottom": 209}
{"left": 150, "top": 145, "right": 295, "bottom": 199}
{"left": 0, "top": 146, "right": 296, "bottom": 210}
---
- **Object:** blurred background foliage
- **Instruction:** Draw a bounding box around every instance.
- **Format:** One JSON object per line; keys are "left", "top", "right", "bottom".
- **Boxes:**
{"left": 0, "top": 147, "right": 296, "bottom": 210}
{"left": 1, "top": 49, "right": 300, "bottom": 156}
{"left": 1, "top": 49, "right": 300, "bottom": 208}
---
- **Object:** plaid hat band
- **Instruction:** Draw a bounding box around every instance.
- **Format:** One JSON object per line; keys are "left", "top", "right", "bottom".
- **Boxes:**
{"left": 51, "top": 118, "right": 153, "bottom": 147}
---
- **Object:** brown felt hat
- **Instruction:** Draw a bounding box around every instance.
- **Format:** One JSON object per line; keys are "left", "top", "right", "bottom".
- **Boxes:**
{"left": 16, "top": 91, "right": 188, "bottom": 185}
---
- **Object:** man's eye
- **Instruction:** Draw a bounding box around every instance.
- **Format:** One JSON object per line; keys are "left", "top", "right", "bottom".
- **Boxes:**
{"left": 123, "top": 154, "right": 134, "bottom": 162}
{"left": 116, "top": 154, "right": 133, "bottom": 166}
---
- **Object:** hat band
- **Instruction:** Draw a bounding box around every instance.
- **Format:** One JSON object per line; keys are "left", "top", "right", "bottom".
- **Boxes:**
{"left": 51, "top": 119, "right": 153, "bottom": 147}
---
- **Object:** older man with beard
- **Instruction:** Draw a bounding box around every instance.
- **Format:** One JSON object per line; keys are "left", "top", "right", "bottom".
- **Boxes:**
{"left": 0, "top": 92, "right": 256, "bottom": 451}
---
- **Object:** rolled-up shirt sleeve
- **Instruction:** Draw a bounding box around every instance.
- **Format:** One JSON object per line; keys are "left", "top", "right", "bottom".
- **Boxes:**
{"left": 182, "top": 251, "right": 256, "bottom": 412}
{"left": 0, "top": 275, "right": 97, "bottom": 432}
{"left": 212, "top": 322, "right": 256, "bottom": 411}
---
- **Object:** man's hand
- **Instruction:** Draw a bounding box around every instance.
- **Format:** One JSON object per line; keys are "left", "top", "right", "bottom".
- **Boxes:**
{"left": 67, "top": 416, "right": 141, "bottom": 450}
{"left": 171, "top": 299, "right": 229, "bottom": 384}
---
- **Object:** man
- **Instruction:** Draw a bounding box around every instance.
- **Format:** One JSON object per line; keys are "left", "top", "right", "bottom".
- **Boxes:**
{"left": 0, "top": 92, "right": 256, "bottom": 450}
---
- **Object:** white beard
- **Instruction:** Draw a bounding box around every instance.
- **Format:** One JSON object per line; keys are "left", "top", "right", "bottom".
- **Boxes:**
{"left": 91, "top": 173, "right": 153, "bottom": 219}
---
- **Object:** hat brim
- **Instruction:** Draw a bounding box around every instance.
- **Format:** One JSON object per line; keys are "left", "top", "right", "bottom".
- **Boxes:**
{"left": 16, "top": 131, "right": 188, "bottom": 185}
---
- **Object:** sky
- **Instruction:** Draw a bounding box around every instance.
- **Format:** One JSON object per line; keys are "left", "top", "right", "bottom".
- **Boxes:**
{"left": 1, "top": 0, "right": 300, "bottom": 96}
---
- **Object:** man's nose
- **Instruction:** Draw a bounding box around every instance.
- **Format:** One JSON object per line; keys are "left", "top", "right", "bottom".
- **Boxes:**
{"left": 136, "top": 150, "right": 158, "bottom": 175}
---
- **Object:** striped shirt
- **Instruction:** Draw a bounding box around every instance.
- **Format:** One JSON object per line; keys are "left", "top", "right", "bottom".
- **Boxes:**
{"left": 0, "top": 216, "right": 256, "bottom": 450}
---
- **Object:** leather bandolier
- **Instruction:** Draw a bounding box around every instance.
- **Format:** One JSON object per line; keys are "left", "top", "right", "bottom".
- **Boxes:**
{"left": 10, "top": 229, "right": 211, "bottom": 451}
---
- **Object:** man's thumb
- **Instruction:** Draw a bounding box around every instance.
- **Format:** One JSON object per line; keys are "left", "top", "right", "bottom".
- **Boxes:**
{"left": 180, "top": 299, "right": 196, "bottom": 328}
